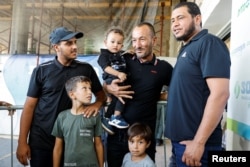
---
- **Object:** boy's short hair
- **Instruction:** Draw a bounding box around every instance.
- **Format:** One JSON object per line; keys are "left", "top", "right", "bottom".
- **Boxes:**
{"left": 65, "top": 76, "right": 91, "bottom": 93}
{"left": 127, "top": 122, "right": 152, "bottom": 143}
{"left": 105, "top": 27, "right": 125, "bottom": 40}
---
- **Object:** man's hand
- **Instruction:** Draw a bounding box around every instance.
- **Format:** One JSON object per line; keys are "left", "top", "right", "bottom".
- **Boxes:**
{"left": 159, "top": 92, "right": 168, "bottom": 101}
{"left": 0, "top": 101, "right": 12, "bottom": 107}
{"left": 105, "top": 79, "right": 134, "bottom": 104}
{"left": 180, "top": 140, "right": 204, "bottom": 167}
{"left": 16, "top": 142, "right": 31, "bottom": 166}
{"left": 0, "top": 101, "right": 16, "bottom": 115}
{"left": 82, "top": 103, "right": 100, "bottom": 118}
{"left": 82, "top": 90, "right": 106, "bottom": 118}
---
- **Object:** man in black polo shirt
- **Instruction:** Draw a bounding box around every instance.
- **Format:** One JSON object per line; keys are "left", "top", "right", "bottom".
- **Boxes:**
{"left": 16, "top": 27, "right": 106, "bottom": 167}
{"left": 165, "top": 2, "right": 230, "bottom": 167}
{"left": 105, "top": 22, "right": 173, "bottom": 167}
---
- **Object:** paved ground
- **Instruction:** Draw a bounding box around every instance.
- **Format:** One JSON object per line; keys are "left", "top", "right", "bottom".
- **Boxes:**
{"left": 0, "top": 136, "right": 23, "bottom": 167}
{"left": 0, "top": 135, "right": 171, "bottom": 167}
{"left": 155, "top": 139, "right": 172, "bottom": 167}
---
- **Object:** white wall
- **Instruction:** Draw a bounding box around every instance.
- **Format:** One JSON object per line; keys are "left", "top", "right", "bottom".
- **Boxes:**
{"left": 227, "top": 0, "right": 250, "bottom": 149}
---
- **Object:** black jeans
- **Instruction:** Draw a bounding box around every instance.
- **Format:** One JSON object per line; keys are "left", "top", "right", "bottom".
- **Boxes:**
{"left": 30, "top": 149, "right": 53, "bottom": 167}
{"left": 30, "top": 149, "right": 63, "bottom": 167}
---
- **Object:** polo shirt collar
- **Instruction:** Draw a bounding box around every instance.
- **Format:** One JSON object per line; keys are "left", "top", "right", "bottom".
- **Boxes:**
{"left": 181, "top": 29, "right": 208, "bottom": 47}
{"left": 191, "top": 29, "right": 208, "bottom": 42}
{"left": 132, "top": 54, "right": 158, "bottom": 66}
{"left": 54, "top": 56, "right": 77, "bottom": 69}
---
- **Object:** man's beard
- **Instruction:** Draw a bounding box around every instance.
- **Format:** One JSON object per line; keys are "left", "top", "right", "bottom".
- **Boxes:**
{"left": 176, "top": 22, "right": 196, "bottom": 42}
{"left": 136, "top": 45, "right": 153, "bottom": 59}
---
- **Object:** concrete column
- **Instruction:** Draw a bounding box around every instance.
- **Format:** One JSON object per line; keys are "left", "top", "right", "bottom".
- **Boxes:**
{"left": 10, "top": 0, "right": 30, "bottom": 54}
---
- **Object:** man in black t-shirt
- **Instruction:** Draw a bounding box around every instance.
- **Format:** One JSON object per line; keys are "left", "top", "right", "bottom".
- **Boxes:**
{"left": 16, "top": 27, "right": 106, "bottom": 167}
{"left": 105, "top": 22, "right": 173, "bottom": 167}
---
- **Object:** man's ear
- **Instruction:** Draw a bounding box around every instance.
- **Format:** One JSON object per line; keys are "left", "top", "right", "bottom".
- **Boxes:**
{"left": 195, "top": 14, "right": 202, "bottom": 27}
{"left": 152, "top": 36, "right": 157, "bottom": 47}
{"left": 54, "top": 44, "right": 60, "bottom": 52}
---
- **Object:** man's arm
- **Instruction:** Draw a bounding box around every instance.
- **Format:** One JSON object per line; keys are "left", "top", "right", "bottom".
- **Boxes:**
{"left": 16, "top": 97, "right": 38, "bottom": 165}
{"left": 181, "top": 78, "right": 229, "bottom": 166}
{"left": 103, "top": 79, "right": 134, "bottom": 104}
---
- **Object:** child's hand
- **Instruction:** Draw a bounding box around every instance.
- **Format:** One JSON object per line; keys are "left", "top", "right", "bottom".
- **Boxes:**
{"left": 117, "top": 72, "right": 127, "bottom": 82}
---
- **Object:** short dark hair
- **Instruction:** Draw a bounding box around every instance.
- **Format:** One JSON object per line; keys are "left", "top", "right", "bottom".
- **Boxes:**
{"left": 173, "top": 2, "right": 202, "bottom": 27}
{"left": 105, "top": 27, "right": 125, "bottom": 40}
{"left": 135, "top": 22, "right": 156, "bottom": 37}
{"left": 65, "top": 76, "right": 91, "bottom": 93}
{"left": 127, "top": 122, "right": 152, "bottom": 143}
{"left": 174, "top": 2, "right": 201, "bottom": 17}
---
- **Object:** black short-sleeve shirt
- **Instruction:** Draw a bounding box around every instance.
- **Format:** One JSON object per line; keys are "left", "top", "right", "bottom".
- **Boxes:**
{"left": 27, "top": 56, "right": 103, "bottom": 150}
{"left": 165, "top": 30, "right": 231, "bottom": 145}
{"left": 122, "top": 55, "right": 173, "bottom": 130}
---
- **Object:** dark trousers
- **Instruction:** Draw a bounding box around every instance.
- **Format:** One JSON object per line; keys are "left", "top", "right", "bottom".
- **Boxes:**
{"left": 30, "top": 149, "right": 53, "bottom": 167}
{"left": 30, "top": 149, "right": 63, "bottom": 167}
{"left": 171, "top": 141, "right": 222, "bottom": 167}
{"left": 106, "top": 128, "right": 156, "bottom": 167}
{"left": 106, "top": 95, "right": 125, "bottom": 117}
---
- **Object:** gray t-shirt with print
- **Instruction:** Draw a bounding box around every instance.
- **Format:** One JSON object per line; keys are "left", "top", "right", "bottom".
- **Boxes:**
{"left": 52, "top": 110, "right": 102, "bottom": 167}
{"left": 122, "top": 153, "right": 156, "bottom": 167}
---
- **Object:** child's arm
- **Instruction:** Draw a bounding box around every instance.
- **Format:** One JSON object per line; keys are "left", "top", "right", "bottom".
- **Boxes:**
{"left": 104, "top": 66, "right": 127, "bottom": 81}
{"left": 53, "top": 137, "right": 63, "bottom": 167}
{"left": 94, "top": 136, "right": 104, "bottom": 167}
